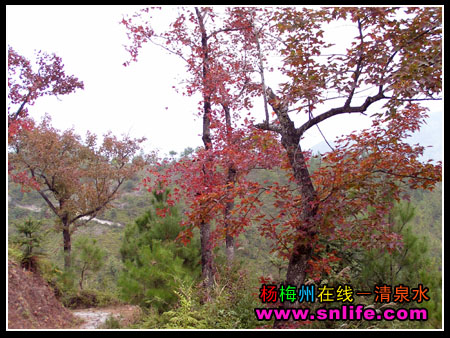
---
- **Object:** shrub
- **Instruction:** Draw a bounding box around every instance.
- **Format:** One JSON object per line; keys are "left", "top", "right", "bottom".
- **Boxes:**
{"left": 10, "top": 218, "right": 47, "bottom": 271}
{"left": 100, "top": 315, "right": 122, "bottom": 329}
{"left": 144, "top": 266, "right": 262, "bottom": 329}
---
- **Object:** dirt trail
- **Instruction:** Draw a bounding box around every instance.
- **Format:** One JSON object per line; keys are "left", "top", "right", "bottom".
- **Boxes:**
{"left": 71, "top": 305, "right": 142, "bottom": 329}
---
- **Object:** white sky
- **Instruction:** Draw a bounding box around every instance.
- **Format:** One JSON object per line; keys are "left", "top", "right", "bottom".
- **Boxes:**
{"left": 6, "top": 5, "right": 443, "bottom": 158}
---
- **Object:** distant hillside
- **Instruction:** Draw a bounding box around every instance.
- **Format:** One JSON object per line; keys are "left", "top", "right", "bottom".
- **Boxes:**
{"left": 310, "top": 110, "right": 443, "bottom": 163}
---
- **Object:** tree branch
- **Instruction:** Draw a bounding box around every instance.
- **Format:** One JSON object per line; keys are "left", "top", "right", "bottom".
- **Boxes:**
{"left": 382, "top": 97, "right": 442, "bottom": 102}
{"left": 254, "top": 121, "right": 282, "bottom": 134}
{"left": 296, "top": 89, "right": 386, "bottom": 137}
{"left": 9, "top": 90, "right": 32, "bottom": 126}
{"left": 207, "top": 25, "right": 252, "bottom": 40}
{"left": 344, "top": 18, "right": 365, "bottom": 109}
{"left": 70, "top": 177, "right": 125, "bottom": 225}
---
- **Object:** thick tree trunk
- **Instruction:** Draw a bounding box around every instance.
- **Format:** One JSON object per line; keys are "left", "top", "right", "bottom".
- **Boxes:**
{"left": 273, "top": 138, "right": 318, "bottom": 328}
{"left": 257, "top": 88, "right": 319, "bottom": 328}
{"left": 200, "top": 100, "right": 215, "bottom": 288}
{"left": 62, "top": 226, "right": 72, "bottom": 270}
{"left": 200, "top": 220, "right": 214, "bottom": 288}
{"left": 225, "top": 234, "right": 234, "bottom": 265}
{"left": 285, "top": 143, "right": 317, "bottom": 279}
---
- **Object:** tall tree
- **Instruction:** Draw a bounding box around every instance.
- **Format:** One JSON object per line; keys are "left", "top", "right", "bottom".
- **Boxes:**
{"left": 121, "top": 6, "right": 279, "bottom": 283}
{"left": 122, "top": 8, "right": 442, "bottom": 323}
{"left": 249, "top": 7, "right": 442, "bottom": 327}
{"left": 122, "top": 7, "right": 218, "bottom": 285}
{"left": 9, "top": 116, "right": 145, "bottom": 269}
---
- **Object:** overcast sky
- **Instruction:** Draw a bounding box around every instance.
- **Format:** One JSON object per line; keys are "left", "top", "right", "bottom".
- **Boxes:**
{"left": 6, "top": 5, "right": 443, "bottom": 158}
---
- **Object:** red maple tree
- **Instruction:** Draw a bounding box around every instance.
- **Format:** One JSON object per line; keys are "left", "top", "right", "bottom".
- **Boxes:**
{"left": 122, "top": 7, "right": 442, "bottom": 321}
{"left": 122, "top": 7, "right": 285, "bottom": 288}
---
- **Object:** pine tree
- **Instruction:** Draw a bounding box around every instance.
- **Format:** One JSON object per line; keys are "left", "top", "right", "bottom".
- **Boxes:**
{"left": 10, "top": 218, "right": 46, "bottom": 271}
{"left": 118, "top": 185, "right": 200, "bottom": 311}
{"left": 72, "top": 236, "right": 106, "bottom": 290}
{"left": 356, "top": 201, "right": 442, "bottom": 328}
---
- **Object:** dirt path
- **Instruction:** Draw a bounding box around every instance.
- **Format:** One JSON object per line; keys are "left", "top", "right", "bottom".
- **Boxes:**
{"left": 71, "top": 305, "right": 142, "bottom": 329}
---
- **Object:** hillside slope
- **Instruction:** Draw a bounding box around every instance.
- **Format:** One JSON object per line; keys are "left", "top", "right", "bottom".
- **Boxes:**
{"left": 7, "top": 260, "right": 78, "bottom": 329}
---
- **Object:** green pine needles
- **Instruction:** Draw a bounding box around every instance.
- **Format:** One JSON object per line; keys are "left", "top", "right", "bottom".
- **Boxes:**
{"left": 118, "top": 185, "right": 200, "bottom": 312}
{"left": 10, "top": 218, "right": 47, "bottom": 271}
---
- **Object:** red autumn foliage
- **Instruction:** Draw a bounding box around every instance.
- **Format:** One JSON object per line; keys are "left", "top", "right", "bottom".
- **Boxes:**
{"left": 9, "top": 115, "right": 146, "bottom": 268}
{"left": 122, "top": 7, "right": 442, "bottom": 313}
{"left": 8, "top": 46, "right": 84, "bottom": 190}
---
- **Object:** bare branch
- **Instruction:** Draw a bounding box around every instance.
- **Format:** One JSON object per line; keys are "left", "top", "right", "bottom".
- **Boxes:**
{"left": 297, "top": 89, "right": 386, "bottom": 137}
{"left": 9, "top": 90, "right": 32, "bottom": 126}
{"left": 344, "top": 18, "right": 365, "bottom": 109}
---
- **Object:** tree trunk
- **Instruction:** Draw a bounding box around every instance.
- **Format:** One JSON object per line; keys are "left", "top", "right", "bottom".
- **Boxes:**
{"left": 200, "top": 220, "right": 214, "bottom": 290}
{"left": 196, "top": 7, "right": 215, "bottom": 291}
{"left": 62, "top": 226, "right": 72, "bottom": 270}
{"left": 222, "top": 103, "right": 237, "bottom": 267}
{"left": 260, "top": 91, "right": 319, "bottom": 328}
{"left": 273, "top": 140, "right": 318, "bottom": 328}
{"left": 79, "top": 263, "right": 87, "bottom": 290}
{"left": 225, "top": 233, "right": 235, "bottom": 266}
{"left": 224, "top": 165, "right": 237, "bottom": 266}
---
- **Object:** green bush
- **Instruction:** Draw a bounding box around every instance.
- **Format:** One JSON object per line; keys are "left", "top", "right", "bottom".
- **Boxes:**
{"left": 202, "top": 266, "right": 262, "bottom": 329}
{"left": 100, "top": 315, "right": 122, "bottom": 329}
{"left": 8, "top": 243, "right": 23, "bottom": 263}
{"left": 139, "top": 266, "right": 262, "bottom": 329}
{"left": 159, "top": 285, "right": 208, "bottom": 329}
{"left": 60, "top": 288, "right": 123, "bottom": 309}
